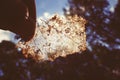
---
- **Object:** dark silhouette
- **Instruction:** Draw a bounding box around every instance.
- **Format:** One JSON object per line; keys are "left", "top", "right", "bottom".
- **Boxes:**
{"left": 0, "top": 0, "right": 120, "bottom": 80}
{"left": 109, "top": 0, "right": 120, "bottom": 39}
{"left": 0, "top": 41, "right": 120, "bottom": 80}
{"left": 0, "top": 0, "right": 36, "bottom": 41}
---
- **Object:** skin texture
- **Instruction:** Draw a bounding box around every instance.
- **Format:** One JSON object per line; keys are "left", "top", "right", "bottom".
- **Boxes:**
{"left": 0, "top": 0, "right": 36, "bottom": 41}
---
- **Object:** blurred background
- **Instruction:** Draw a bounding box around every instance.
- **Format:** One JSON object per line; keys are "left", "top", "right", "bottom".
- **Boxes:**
{"left": 0, "top": 0, "right": 120, "bottom": 80}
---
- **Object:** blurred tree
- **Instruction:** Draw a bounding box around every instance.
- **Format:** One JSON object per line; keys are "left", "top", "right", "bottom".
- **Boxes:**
{"left": 0, "top": 41, "right": 33, "bottom": 80}
{"left": 63, "top": 0, "right": 120, "bottom": 50}
{"left": 63, "top": 0, "right": 120, "bottom": 79}
{"left": 109, "top": 0, "right": 120, "bottom": 47}
{"left": 0, "top": 41, "right": 120, "bottom": 80}
{"left": 0, "top": 0, "right": 120, "bottom": 79}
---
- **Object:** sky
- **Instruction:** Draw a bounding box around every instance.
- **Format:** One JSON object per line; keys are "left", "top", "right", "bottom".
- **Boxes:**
{"left": 108, "top": 0, "right": 118, "bottom": 12}
{"left": 36, "top": 0, "right": 68, "bottom": 17}
{"left": 36, "top": 0, "right": 118, "bottom": 17}
{"left": 0, "top": 0, "right": 118, "bottom": 42}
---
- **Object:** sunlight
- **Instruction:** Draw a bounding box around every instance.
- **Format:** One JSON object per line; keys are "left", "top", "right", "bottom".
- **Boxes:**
{"left": 17, "top": 15, "right": 86, "bottom": 61}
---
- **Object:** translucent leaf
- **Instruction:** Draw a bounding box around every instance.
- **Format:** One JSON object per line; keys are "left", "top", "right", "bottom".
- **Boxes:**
{"left": 17, "top": 14, "right": 86, "bottom": 61}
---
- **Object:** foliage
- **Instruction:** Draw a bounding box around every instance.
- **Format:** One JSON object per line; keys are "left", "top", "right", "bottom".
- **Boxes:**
{"left": 63, "top": 0, "right": 120, "bottom": 49}
{"left": 0, "top": 41, "right": 120, "bottom": 80}
{"left": 17, "top": 15, "right": 86, "bottom": 61}
{"left": 0, "top": 0, "right": 120, "bottom": 80}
